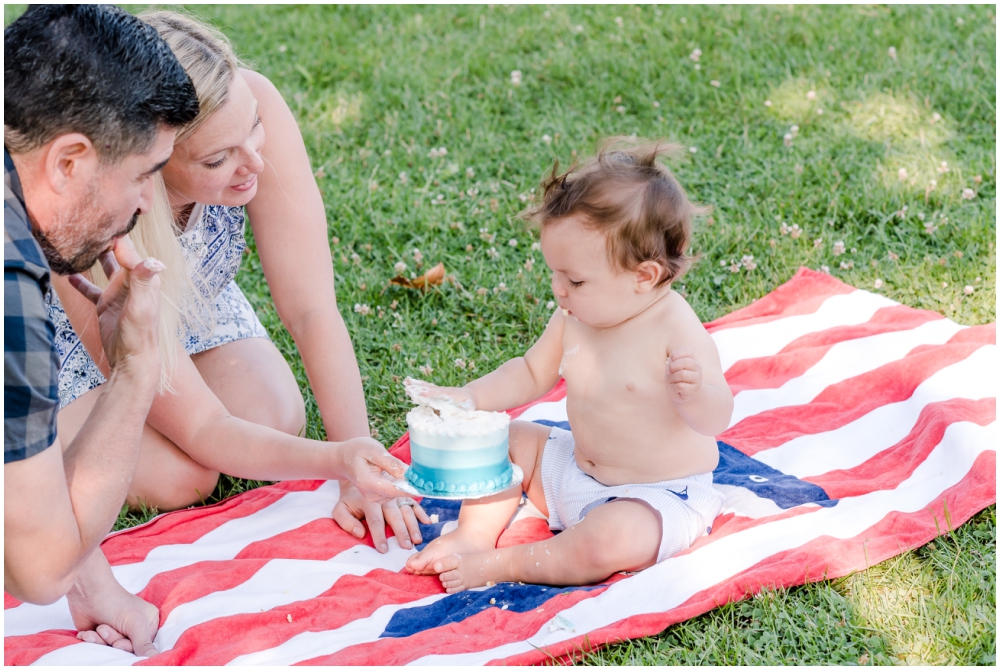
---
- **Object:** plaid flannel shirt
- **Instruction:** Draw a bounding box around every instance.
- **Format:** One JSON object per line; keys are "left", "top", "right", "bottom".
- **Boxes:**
{"left": 4, "top": 149, "right": 60, "bottom": 463}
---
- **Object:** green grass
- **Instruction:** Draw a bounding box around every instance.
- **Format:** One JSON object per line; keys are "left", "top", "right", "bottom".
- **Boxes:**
{"left": 6, "top": 4, "right": 995, "bottom": 665}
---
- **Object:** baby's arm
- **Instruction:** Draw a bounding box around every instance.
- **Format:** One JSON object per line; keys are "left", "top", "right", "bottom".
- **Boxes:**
{"left": 463, "top": 309, "right": 566, "bottom": 411}
{"left": 666, "top": 310, "right": 734, "bottom": 436}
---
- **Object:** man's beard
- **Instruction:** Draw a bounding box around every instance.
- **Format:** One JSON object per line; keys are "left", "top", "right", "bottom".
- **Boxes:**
{"left": 32, "top": 188, "right": 139, "bottom": 275}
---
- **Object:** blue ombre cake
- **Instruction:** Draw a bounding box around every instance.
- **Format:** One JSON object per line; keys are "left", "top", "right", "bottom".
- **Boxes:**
{"left": 404, "top": 404, "right": 513, "bottom": 496}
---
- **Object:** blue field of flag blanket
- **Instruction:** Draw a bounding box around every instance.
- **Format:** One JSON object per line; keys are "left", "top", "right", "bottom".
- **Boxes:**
{"left": 4, "top": 268, "right": 995, "bottom": 665}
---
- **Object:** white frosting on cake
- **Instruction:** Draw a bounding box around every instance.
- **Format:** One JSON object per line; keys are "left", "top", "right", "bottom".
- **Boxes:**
{"left": 403, "top": 377, "right": 509, "bottom": 437}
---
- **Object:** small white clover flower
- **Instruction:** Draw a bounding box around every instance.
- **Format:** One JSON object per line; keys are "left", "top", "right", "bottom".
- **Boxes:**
{"left": 524, "top": 258, "right": 534, "bottom": 271}
{"left": 937, "top": 161, "right": 949, "bottom": 174}
{"left": 729, "top": 260, "right": 741, "bottom": 273}
{"left": 496, "top": 282, "right": 507, "bottom": 292}
{"left": 653, "top": 101, "right": 660, "bottom": 108}
{"left": 888, "top": 46, "right": 897, "bottom": 60}
{"left": 508, "top": 238, "right": 519, "bottom": 247}
{"left": 840, "top": 260, "right": 854, "bottom": 270}
{"left": 465, "top": 167, "right": 475, "bottom": 179}
{"left": 510, "top": 70, "right": 522, "bottom": 86}
{"left": 353, "top": 303, "right": 371, "bottom": 316}
{"left": 930, "top": 112, "right": 942, "bottom": 124}
{"left": 614, "top": 16, "right": 624, "bottom": 28}
{"left": 546, "top": 300, "right": 556, "bottom": 310}
{"left": 689, "top": 146, "right": 698, "bottom": 153}
{"left": 710, "top": 80, "right": 721, "bottom": 88}
{"left": 689, "top": 48, "right": 702, "bottom": 62}
{"left": 278, "top": 44, "right": 287, "bottom": 53}
{"left": 764, "top": 99, "right": 773, "bottom": 107}
{"left": 741, "top": 254, "right": 757, "bottom": 271}
{"left": 399, "top": 171, "right": 409, "bottom": 184}
{"left": 806, "top": 90, "right": 817, "bottom": 100}
{"left": 874, "top": 278, "right": 884, "bottom": 289}
{"left": 487, "top": 247, "right": 499, "bottom": 260}
{"left": 413, "top": 249, "right": 424, "bottom": 264}
{"left": 790, "top": 224, "right": 802, "bottom": 239}
{"left": 820, "top": 265, "right": 830, "bottom": 274}
{"left": 394, "top": 261, "right": 407, "bottom": 275}
{"left": 531, "top": 241, "right": 542, "bottom": 251}
{"left": 351, "top": 252, "right": 362, "bottom": 265}
{"left": 418, "top": 365, "right": 433, "bottom": 376}
{"left": 784, "top": 133, "right": 793, "bottom": 147}
{"left": 542, "top": 134, "right": 552, "bottom": 144}
{"left": 898, "top": 168, "right": 909, "bottom": 181}
{"left": 833, "top": 241, "right": 846, "bottom": 256}
{"left": 964, "top": 285, "right": 974, "bottom": 295}
{"left": 616, "top": 105, "right": 626, "bottom": 114}
{"left": 454, "top": 358, "right": 466, "bottom": 369}
{"left": 814, "top": 238, "right": 823, "bottom": 249}
{"left": 790, "top": 124, "right": 799, "bottom": 135}
{"left": 962, "top": 188, "right": 976, "bottom": 200}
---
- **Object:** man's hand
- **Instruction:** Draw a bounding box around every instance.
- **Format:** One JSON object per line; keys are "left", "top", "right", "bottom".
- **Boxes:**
{"left": 67, "top": 551, "right": 159, "bottom": 658}
{"left": 333, "top": 481, "right": 431, "bottom": 553}
{"left": 667, "top": 347, "right": 703, "bottom": 403}
{"left": 332, "top": 437, "right": 411, "bottom": 503}
{"left": 68, "top": 236, "right": 163, "bottom": 379}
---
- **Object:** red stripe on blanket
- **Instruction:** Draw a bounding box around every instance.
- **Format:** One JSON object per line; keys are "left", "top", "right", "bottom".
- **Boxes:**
{"left": 804, "top": 398, "right": 996, "bottom": 498}
{"left": 721, "top": 338, "right": 991, "bottom": 455}
{"left": 139, "top": 569, "right": 445, "bottom": 666}
{"left": 725, "top": 305, "right": 943, "bottom": 394}
{"left": 138, "top": 518, "right": 366, "bottom": 625}
{"left": 3, "top": 630, "right": 80, "bottom": 667}
{"left": 100, "top": 480, "right": 325, "bottom": 565}
{"left": 705, "top": 268, "right": 855, "bottom": 333}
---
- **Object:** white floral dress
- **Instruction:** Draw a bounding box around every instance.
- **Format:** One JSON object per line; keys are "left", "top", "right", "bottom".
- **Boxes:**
{"left": 46, "top": 204, "right": 270, "bottom": 408}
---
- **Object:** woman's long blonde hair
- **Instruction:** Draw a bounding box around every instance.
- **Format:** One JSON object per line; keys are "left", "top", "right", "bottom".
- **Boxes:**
{"left": 86, "top": 10, "right": 247, "bottom": 392}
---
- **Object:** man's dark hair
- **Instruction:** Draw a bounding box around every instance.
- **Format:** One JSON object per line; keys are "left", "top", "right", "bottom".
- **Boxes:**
{"left": 4, "top": 4, "right": 199, "bottom": 162}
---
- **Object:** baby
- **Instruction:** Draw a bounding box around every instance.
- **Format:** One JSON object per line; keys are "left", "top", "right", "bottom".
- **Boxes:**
{"left": 406, "top": 138, "right": 734, "bottom": 592}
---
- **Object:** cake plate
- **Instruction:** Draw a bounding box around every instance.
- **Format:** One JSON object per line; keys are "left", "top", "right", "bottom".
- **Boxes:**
{"left": 391, "top": 464, "right": 523, "bottom": 501}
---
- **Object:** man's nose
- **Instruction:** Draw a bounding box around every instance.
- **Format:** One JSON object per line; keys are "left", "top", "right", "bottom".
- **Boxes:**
{"left": 136, "top": 176, "right": 156, "bottom": 215}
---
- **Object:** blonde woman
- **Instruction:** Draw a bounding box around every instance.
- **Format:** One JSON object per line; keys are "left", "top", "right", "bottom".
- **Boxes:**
{"left": 46, "top": 10, "right": 429, "bottom": 651}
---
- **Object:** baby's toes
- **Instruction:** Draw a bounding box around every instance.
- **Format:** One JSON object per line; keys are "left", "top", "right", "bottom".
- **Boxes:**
{"left": 439, "top": 570, "right": 467, "bottom": 593}
{"left": 432, "top": 554, "right": 461, "bottom": 575}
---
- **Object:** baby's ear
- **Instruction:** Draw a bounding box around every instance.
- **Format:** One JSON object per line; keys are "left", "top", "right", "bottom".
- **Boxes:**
{"left": 633, "top": 260, "right": 666, "bottom": 293}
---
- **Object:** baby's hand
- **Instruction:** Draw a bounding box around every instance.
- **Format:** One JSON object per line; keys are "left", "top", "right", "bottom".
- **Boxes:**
{"left": 404, "top": 377, "right": 476, "bottom": 409}
{"left": 667, "top": 347, "right": 702, "bottom": 403}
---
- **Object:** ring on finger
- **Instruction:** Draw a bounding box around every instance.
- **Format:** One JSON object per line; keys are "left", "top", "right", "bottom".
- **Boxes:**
{"left": 396, "top": 498, "right": 416, "bottom": 508}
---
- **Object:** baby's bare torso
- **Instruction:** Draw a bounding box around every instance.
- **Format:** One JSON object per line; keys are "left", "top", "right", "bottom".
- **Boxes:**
{"left": 558, "top": 292, "right": 720, "bottom": 485}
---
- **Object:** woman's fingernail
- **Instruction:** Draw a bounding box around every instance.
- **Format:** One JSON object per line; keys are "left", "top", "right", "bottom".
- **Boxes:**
{"left": 99, "top": 628, "right": 110, "bottom": 639}
{"left": 380, "top": 543, "right": 388, "bottom": 552}
{"left": 353, "top": 528, "right": 363, "bottom": 537}
{"left": 142, "top": 258, "right": 165, "bottom": 273}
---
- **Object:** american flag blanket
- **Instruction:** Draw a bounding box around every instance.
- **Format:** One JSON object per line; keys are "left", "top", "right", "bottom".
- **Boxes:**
{"left": 4, "top": 267, "right": 995, "bottom": 665}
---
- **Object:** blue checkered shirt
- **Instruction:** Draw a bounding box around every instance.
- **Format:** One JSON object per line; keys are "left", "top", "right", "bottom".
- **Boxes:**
{"left": 4, "top": 149, "right": 60, "bottom": 463}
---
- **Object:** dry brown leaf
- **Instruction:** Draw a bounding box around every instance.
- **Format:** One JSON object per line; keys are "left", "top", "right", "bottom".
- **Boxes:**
{"left": 388, "top": 262, "right": 446, "bottom": 290}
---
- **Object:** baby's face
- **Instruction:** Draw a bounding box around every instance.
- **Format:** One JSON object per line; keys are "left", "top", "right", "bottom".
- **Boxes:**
{"left": 541, "top": 215, "right": 651, "bottom": 328}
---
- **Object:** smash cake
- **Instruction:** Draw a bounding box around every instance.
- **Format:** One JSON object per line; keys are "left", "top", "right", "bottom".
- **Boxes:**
{"left": 402, "top": 378, "right": 517, "bottom": 497}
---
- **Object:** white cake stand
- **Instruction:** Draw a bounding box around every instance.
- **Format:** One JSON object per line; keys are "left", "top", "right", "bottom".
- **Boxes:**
{"left": 391, "top": 464, "right": 524, "bottom": 501}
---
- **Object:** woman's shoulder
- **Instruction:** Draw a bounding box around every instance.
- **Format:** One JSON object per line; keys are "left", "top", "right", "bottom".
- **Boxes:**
{"left": 240, "top": 69, "right": 287, "bottom": 111}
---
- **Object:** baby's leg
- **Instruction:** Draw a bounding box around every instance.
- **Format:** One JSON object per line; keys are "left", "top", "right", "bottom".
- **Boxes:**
{"left": 435, "top": 499, "right": 661, "bottom": 593}
{"left": 405, "top": 421, "right": 551, "bottom": 573}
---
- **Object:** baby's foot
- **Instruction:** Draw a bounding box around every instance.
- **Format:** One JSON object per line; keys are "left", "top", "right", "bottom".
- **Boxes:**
{"left": 405, "top": 528, "right": 496, "bottom": 575}
{"left": 435, "top": 550, "right": 508, "bottom": 594}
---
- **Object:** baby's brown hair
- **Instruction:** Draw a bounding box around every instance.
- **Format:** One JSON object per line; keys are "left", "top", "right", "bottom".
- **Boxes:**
{"left": 523, "top": 137, "right": 708, "bottom": 286}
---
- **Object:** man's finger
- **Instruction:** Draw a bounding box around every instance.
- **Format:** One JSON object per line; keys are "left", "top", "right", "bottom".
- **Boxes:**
{"left": 77, "top": 630, "right": 109, "bottom": 646}
{"left": 98, "top": 249, "right": 121, "bottom": 279}
{"left": 68, "top": 274, "right": 103, "bottom": 305}
{"left": 111, "top": 235, "right": 143, "bottom": 271}
{"left": 124, "top": 624, "right": 158, "bottom": 658}
{"left": 129, "top": 257, "right": 165, "bottom": 287}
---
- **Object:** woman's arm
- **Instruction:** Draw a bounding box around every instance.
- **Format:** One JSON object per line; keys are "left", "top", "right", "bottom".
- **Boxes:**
{"left": 242, "top": 69, "right": 369, "bottom": 442}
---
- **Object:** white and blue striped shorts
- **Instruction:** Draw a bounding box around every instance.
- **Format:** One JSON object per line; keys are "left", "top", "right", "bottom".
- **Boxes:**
{"left": 540, "top": 426, "right": 725, "bottom": 563}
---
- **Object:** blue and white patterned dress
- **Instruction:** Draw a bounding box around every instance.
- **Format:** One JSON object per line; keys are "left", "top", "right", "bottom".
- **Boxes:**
{"left": 46, "top": 204, "right": 270, "bottom": 408}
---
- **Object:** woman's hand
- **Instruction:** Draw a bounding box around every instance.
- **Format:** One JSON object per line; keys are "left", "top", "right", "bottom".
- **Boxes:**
{"left": 331, "top": 437, "right": 411, "bottom": 502}
{"left": 332, "top": 481, "right": 430, "bottom": 553}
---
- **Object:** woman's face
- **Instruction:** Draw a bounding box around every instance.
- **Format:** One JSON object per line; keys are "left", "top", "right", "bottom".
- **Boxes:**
{"left": 162, "top": 72, "right": 265, "bottom": 208}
